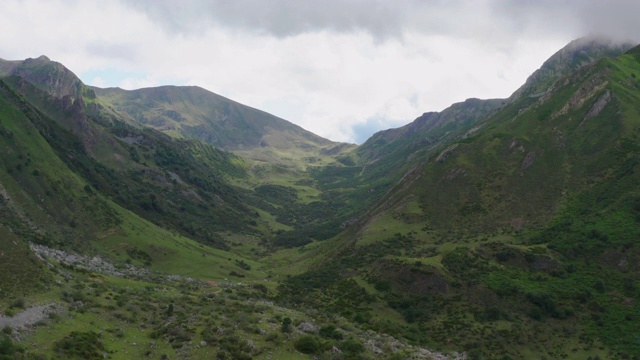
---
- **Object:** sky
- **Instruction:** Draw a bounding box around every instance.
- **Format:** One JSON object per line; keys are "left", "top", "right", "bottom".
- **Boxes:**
{"left": 1, "top": 1, "right": 639, "bottom": 144}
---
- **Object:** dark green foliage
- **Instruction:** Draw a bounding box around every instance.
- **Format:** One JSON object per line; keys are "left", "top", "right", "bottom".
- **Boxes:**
{"left": 340, "top": 338, "right": 365, "bottom": 358}
{"left": 442, "top": 247, "right": 488, "bottom": 282}
{"left": 0, "top": 333, "right": 22, "bottom": 359}
{"left": 10, "top": 298, "right": 25, "bottom": 309}
{"left": 53, "top": 331, "right": 106, "bottom": 359}
{"left": 234, "top": 260, "right": 251, "bottom": 270}
{"left": 126, "top": 247, "right": 152, "bottom": 266}
{"left": 294, "top": 335, "right": 321, "bottom": 354}
{"left": 319, "top": 324, "right": 343, "bottom": 340}
{"left": 212, "top": 334, "right": 252, "bottom": 359}
{"left": 281, "top": 317, "right": 292, "bottom": 333}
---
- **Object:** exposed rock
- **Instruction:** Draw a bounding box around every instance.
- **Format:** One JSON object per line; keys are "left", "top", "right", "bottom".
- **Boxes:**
{"left": 443, "top": 167, "right": 467, "bottom": 181}
{"left": 435, "top": 144, "right": 459, "bottom": 163}
{"left": 580, "top": 89, "right": 611, "bottom": 126}
{"left": 298, "top": 322, "right": 318, "bottom": 333}
{"left": 0, "top": 303, "right": 61, "bottom": 333}
{"left": 552, "top": 76, "right": 609, "bottom": 119}
{"left": 30, "top": 243, "right": 148, "bottom": 279}
{"left": 521, "top": 151, "right": 537, "bottom": 170}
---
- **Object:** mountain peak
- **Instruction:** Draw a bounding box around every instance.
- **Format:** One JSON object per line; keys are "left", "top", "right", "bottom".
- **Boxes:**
{"left": 1, "top": 55, "right": 84, "bottom": 99}
{"left": 509, "top": 36, "right": 634, "bottom": 101}
{"left": 25, "top": 55, "right": 51, "bottom": 63}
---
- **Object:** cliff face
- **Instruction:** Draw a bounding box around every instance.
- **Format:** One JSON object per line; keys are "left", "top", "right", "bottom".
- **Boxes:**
{"left": 0, "top": 55, "right": 84, "bottom": 99}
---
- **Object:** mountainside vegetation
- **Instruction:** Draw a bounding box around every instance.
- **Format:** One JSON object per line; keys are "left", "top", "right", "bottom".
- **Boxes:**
{"left": 1, "top": 38, "right": 639, "bottom": 359}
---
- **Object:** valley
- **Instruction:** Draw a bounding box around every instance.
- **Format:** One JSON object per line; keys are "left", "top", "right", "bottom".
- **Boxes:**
{"left": 1, "top": 37, "right": 640, "bottom": 359}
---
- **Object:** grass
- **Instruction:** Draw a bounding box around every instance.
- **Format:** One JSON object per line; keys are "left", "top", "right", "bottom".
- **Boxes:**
{"left": 93, "top": 205, "right": 265, "bottom": 281}
{"left": 12, "top": 257, "right": 426, "bottom": 360}
{"left": 3, "top": 43, "right": 640, "bottom": 359}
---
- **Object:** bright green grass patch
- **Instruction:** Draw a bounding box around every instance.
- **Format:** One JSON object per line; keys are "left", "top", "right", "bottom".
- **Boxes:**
{"left": 253, "top": 207, "right": 294, "bottom": 232}
{"left": 357, "top": 209, "right": 426, "bottom": 247}
{"left": 260, "top": 242, "right": 324, "bottom": 278}
{"left": 93, "top": 205, "right": 264, "bottom": 282}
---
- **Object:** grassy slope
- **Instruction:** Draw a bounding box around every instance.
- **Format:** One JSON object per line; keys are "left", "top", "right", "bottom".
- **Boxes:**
{"left": 0, "top": 79, "right": 264, "bottom": 282}
{"left": 281, "top": 50, "right": 640, "bottom": 359}
{"left": 92, "top": 85, "right": 345, "bottom": 156}
{"left": 2, "top": 43, "right": 639, "bottom": 359}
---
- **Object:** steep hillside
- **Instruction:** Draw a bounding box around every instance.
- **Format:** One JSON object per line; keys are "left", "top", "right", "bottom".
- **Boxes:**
{"left": 0, "top": 75, "right": 270, "bottom": 249}
{"left": 0, "top": 55, "right": 83, "bottom": 98}
{"left": 93, "top": 85, "right": 351, "bottom": 164}
{"left": 282, "top": 45, "right": 640, "bottom": 358}
{"left": 0, "top": 55, "right": 365, "bottom": 252}
{"left": 0, "top": 55, "right": 353, "bottom": 165}
{"left": 510, "top": 37, "right": 633, "bottom": 101}
{"left": 358, "top": 98, "right": 504, "bottom": 163}
{"left": 0, "top": 57, "right": 359, "bottom": 253}
{"left": 0, "top": 58, "right": 454, "bottom": 360}
{"left": 329, "top": 37, "right": 633, "bottom": 236}
{"left": 2, "top": 39, "right": 639, "bottom": 359}
{"left": 0, "top": 79, "right": 267, "bottom": 292}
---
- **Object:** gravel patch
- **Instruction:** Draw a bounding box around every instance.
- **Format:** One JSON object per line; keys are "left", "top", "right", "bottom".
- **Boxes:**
{"left": 0, "top": 303, "right": 59, "bottom": 331}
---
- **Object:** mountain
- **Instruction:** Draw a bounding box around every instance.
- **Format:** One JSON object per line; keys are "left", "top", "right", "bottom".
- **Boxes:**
{"left": 0, "top": 56, "right": 351, "bottom": 165}
{"left": 93, "top": 85, "right": 350, "bottom": 164}
{"left": 281, "top": 41, "right": 640, "bottom": 358}
{"left": 0, "top": 55, "right": 84, "bottom": 98}
{"left": 0, "top": 53, "right": 418, "bottom": 359}
{"left": 510, "top": 36, "right": 634, "bottom": 101}
{"left": 1, "top": 38, "right": 640, "bottom": 359}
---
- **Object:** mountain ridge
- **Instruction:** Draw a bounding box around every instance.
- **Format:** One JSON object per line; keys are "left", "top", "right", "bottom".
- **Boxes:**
{"left": 0, "top": 55, "right": 348, "bottom": 164}
{"left": 1, "top": 38, "right": 640, "bottom": 359}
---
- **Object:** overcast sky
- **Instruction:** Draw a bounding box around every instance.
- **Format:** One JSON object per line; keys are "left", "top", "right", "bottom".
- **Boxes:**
{"left": 1, "top": 0, "right": 639, "bottom": 143}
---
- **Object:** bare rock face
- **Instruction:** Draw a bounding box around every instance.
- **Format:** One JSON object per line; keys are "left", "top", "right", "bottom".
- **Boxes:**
{"left": 298, "top": 322, "right": 319, "bottom": 333}
{"left": 9, "top": 56, "right": 84, "bottom": 99}
{"left": 521, "top": 151, "right": 537, "bottom": 170}
{"left": 582, "top": 89, "right": 611, "bottom": 125}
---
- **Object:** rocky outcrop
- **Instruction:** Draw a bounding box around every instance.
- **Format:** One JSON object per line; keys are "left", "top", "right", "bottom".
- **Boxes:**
{"left": 510, "top": 37, "right": 632, "bottom": 102}
{"left": 581, "top": 89, "right": 611, "bottom": 126}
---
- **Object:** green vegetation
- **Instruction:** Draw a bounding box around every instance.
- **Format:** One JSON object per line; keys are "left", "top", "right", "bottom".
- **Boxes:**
{"left": 1, "top": 40, "right": 640, "bottom": 359}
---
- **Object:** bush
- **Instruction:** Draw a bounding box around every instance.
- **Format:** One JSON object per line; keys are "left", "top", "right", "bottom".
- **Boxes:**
{"left": 294, "top": 335, "right": 321, "bottom": 354}
{"left": 53, "top": 331, "right": 106, "bottom": 359}
{"left": 340, "top": 339, "right": 365, "bottom": 357}
{"left": 10, "top": 298, "right": 25, "bottom": 309}
{"left": 0, "top": 333, "right": 22, "bottom": 357}
{"left": 319, "top": 324, "right": 343, "bottom": 340}
{"left": 281, "top": 317, "right": 292, "bottom": 333}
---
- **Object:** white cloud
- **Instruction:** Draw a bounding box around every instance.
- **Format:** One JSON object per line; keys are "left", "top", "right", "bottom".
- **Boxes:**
{"left": 0, "top": 0, "right": 638, "bottom": 143}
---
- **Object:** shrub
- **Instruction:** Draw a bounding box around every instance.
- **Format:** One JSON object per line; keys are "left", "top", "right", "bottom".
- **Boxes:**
{"left": 340, "top": 338, "right": 365, "bottom": 357}
{"left": 11, "top": 298, "right": 25, "bottom": 309}
{"left": 281, "top": 317, "right": 292, "bottom": 333}
{"left": 294, "top": 335, "right": 321, "bottom": 354}
{"left": 53, "top": 331, "right": 106, "bottom": 359}
{"left": 0, "top": 333, "right": 22, "bottom": 357}
{"left": 319, "top": 324, "right": 343, "bottom": 340}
